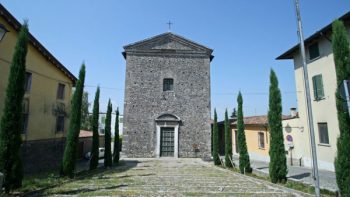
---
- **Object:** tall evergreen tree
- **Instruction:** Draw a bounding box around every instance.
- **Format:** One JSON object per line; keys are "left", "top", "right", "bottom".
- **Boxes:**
{"left": 268, "top": 69, "right": 287, "bottom": 183}
{"left": 81, "top": 91, "right": 91, "bottom": 130}
{"left": 113, "top": 107, "right": 120, "bottom": 164}
{"left": 237, "top": 92, "right": 252, "bottom": 174}
{"left": 230, "top": 108, "right": 237, "bottom": 119}
{"left": 104, "top": 100, "right": 113, "bottom": 168}
{"left": 212, "top": 109, "right": 220, "bottom": 165}
{"left": 224, "top": 109, "right": 233, "bottom": 167}
{"left": 332, "top": 20, "right": 350, "bottom": 196}
{"left": 61, "top": 64, "right": 86, "bottom": 177}
{"left": 0, "top": 21, "right": 29, "bottom": 193}
{"left": 89, "top": 87, "right": 100, "bottom": 170}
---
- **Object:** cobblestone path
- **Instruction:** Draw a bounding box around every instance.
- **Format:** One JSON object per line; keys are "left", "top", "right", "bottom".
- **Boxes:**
{"left": 41, "top": 158, "right": 310, "bottom": 196}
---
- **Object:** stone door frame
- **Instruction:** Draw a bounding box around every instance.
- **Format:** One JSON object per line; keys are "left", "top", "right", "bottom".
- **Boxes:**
{"left": 155, "top": 114, "right": 180, "bottom": 158}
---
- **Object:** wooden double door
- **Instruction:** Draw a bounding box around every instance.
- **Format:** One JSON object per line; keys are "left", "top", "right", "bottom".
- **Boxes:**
{"left": 160, "top": 127, "right": 174, "bottom": 157}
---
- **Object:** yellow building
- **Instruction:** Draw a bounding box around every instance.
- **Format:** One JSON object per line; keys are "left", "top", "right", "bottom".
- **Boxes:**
{"left": 231, "top": 116, "right": 270, "bottom": 162}
{"left": 0, "top": 4, "right": 76, "bottom": 173}
{"left": 218, "top": 114, "right": 297, "bottom": 164}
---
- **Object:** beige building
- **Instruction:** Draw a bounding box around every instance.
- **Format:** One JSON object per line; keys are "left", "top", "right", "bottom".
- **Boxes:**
{"left": 0, "top": 4, "right": 76, "bottom": 173}
{"left": 277, "top": 11, "right": 350, "bottom": 171}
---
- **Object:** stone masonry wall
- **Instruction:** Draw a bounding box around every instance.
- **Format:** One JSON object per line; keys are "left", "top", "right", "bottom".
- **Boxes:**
{"left": 21, "top": 138, "right": 65, "bottom": 174}
{"left": 123, "top": 49, "right": 212, "bottom": 158}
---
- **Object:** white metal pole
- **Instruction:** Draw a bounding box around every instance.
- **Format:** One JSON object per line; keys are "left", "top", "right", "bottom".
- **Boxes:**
{"left": 293, "top": 0, "right": 320, "bottom": 196}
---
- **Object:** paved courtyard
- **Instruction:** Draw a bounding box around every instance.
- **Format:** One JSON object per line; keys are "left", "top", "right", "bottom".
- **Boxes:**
{"left": 36, "top": 158, "right": 309, "bottom": 196}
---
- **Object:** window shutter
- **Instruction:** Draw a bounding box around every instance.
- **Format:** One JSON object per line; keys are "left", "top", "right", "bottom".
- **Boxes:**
{"left": 312, "top": 76, "right": 318, "bottom": 99}
{"left": 312, "top": 75, "right": 324, "bottom": 100}
{"left": 317, "top": 75, "right": 324, "bottom": 99}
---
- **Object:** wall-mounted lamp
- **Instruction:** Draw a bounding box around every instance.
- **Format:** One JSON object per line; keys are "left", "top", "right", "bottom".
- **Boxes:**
{"left": 0, "top": 23, "right": 9, "bottom": 42}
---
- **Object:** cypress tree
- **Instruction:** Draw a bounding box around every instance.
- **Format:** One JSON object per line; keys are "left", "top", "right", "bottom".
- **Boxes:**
{"left": 268, "top": 69, "right": 287, "bottom": 183}
{"left": 212, "top": 109, "right": 220, "bottom": 165}
{"left": 0, "top": 21, "right": 29, "bottom": 193}
{"left": 104, "top": 100, "right": 112, "bottom": 168}
{"left": 224, "top": 109, "right": 233, "bottom": 167}
{"left": 113, "top": 107, "right": 120, "bottom": 164}
{"left": 237, "top": 92, "right": 252, "bottom": 174}
{"left": 332, "top": 20, "right": 350, "bottom": 196}
{"left": 89, "top": 87, "right": 100, "bottom": 170}
{"left": 61, "top": 64, "right": 86, "bottom": 177}
{"left": 81, "top": 91, "right": 91, "bottom": 130}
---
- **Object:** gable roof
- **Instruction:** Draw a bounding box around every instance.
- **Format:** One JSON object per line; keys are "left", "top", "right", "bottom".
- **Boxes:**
{"left": 276, "top": 11, "right": 350, "bottom": 60}
{"left": 217, "top": 115, "right": 293, "bottom": 126}
{"left": 123, "top": 32, "right": 214, "bottom": 61}
{"left": 0, "top": 4, "right": 77, "bottom": 84}
{"left": 79, "top": 130, "right": 93, "bottom": 138}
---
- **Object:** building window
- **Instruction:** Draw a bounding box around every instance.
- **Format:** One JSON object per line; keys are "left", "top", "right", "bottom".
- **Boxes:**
{"left": 258, "top": 132, "right": 265, "bottom": 149}
{"left": 312, "top": 74, "right": 324, "bottom": 100}
{"left": 22, "top": 99, "right": 29, "bottom": 134}
{"left": 57, "top": 83, "right": 65, "bottom": 100}
{"left": 308, "top": 42, "right": 320, "bottom": 60}
{"left": 318, "top": 123, "right": 329, "bottom": 144}
{"left": 163, "top": 78, "right": 174, "bottom": 91}
{"left": 56, "top": 115, "right": 65, "bottom": 132}
{"left": 101, "top": 116, "right": 106, "bottom": 124}
{"left": 24, "top": 72, "right": 32, "bottom": 92}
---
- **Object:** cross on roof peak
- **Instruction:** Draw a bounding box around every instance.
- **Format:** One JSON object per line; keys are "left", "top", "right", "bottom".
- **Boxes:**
{"left": 166, "top": 21, "right": 173, "bottom": 32}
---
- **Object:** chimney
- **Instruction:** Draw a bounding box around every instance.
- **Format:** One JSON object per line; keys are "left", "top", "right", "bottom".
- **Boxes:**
{"left": 290, "top": 107, "right": 297, "bottom": 118}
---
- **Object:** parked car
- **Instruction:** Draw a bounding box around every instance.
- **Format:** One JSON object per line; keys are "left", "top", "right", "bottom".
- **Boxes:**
{"left": 85, "top": 148, "right": 105, "bottom": 159}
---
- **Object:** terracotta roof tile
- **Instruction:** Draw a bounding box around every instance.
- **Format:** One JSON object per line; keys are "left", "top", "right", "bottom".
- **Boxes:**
{"left": 79, "top": 130, "right": 93, "bottom": 138}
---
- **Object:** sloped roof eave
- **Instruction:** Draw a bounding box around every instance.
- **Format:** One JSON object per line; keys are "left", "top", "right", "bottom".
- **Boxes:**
{"left": 276, "top": 11, "right": 350, "bottom": 60}
{"left": 0, "top": 4, "right": 77, "bottom": 85}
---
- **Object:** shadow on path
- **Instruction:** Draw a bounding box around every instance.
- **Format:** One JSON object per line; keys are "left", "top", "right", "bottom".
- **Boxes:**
{"left": 288, "top": 172, "right": 311, "bottom": 180}
{"left": 22, "top": 160, "right": 139, "bottom": 197}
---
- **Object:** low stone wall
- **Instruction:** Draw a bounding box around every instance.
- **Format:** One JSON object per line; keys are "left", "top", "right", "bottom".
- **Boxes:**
{"left": 21, "top": 138, "right": 66, "bottom": 174}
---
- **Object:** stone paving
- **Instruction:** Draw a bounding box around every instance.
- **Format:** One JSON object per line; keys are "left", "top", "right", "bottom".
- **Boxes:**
{"left": 237, "top": 157, "right": 338, "bottom": 192}
{"left": 39, "top": 158, "right": 310, "bottom": 196}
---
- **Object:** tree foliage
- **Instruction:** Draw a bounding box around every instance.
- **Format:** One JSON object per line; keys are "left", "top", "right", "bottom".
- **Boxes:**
{"left": 61, "top": 64, "right": 85, "bottom": 178}
{"left": 89, "top": 87, "right": 100, "bottom": 170}
{"left": 332, "top": 20, "right": 350, "bottom": 196}
{"left": 104, "top": 100, "right": 113, "bottom": 168}
{"left": 81, "top": 91, "right": 91, "bottom": 130}
{"left": 224, "top": 109, "right": 233, "bottom": 167}
{"left": 237, "top": 92, "right": 252, "bottom": 174}
{"left": 113, "top": 107, "right": 120, "bottom": 164}
{"left": 268, "top": 69, "right": 287, "bottom": 183}
{"left": 212, "top": 109, "right": 220, "bottom": 165}
{"left": 230, "top": 108, "right": 237, "bottom": 119}
{"left": 0, "top": 21, "right": 29, "bottom": 192}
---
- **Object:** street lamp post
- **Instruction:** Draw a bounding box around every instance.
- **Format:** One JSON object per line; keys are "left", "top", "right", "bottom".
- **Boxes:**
{"left": 293, "top": 0, "right": 321, "bottom": 196}
{"left": 0, "top": 23, "right": 9, "bottom": 42}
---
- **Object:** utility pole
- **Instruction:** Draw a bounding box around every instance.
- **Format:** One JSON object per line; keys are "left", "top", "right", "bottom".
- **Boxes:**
{"left": 293, "top": 0, "right": 320, "bottom": 196}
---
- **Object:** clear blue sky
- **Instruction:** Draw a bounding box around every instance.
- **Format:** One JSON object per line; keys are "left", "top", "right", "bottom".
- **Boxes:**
{"left": 1, "top": 0, "right": 350, "bottom": 120}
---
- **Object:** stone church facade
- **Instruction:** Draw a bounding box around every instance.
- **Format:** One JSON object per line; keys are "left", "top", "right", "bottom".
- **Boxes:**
{"left": 122, "top": 32, "right": 213, "bottom": 158}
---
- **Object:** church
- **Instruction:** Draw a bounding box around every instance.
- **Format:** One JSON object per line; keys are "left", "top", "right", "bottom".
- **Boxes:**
{"left": 122, "top": 32, "right": 213, "bottom": 158}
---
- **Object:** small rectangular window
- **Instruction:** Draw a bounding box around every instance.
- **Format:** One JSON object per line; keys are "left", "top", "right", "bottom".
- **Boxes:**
{"left": 258, "top": 132, "right": 265, "bottom": 149}
{"left": 308, "top": 43, "right": 320, "bottom": 60}
{"left": 318, "top": 123, "right": 329, "bottom": 144}
{"left": 24, "top": 72, "right": 32, "bottom": 92}
{"left": 22, "top": 99, "right": 29, "bottom": 134}
{"left": 101, "top": 116, "right": 106, "bottom": 124}
{"left": 163, "top": 78, "right": 174, "bottom": 91}
{"left": 57, "top": 83, "right": 65, "bottom": 100}
{"left": 312, "top": 74, "right": 324, "bottom": 100}
{"left": 56, "top": 115, "right": 65, "bottom": 132}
